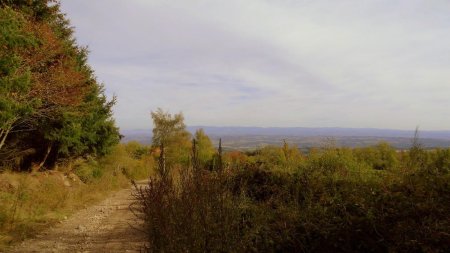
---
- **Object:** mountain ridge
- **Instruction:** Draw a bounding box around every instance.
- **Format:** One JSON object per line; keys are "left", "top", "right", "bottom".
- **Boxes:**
{"left": 122, "top": 126, "right": 450, "bottom": 139}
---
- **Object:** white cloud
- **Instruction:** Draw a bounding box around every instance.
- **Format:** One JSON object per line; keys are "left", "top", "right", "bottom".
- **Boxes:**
{"left": 60, "top": 0, "right": 450, "bottom": 130}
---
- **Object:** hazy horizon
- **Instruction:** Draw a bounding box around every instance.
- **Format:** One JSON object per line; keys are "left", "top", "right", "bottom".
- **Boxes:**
{"left": 60, "top": 1, "right": 450, "bottom": 131}
{"left": 121, "top": 126, "right": 450, "bottom": 149}
{"left": 121, "top": 125, "right": 450, "bottom": 132}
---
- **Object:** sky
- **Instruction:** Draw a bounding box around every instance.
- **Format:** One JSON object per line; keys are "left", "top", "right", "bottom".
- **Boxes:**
{"left": 59, "top": 0, "right": 450, "bottom": 131}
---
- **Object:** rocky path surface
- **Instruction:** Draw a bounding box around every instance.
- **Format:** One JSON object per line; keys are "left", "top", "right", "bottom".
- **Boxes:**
{"left": 7, "top": 181, "right": 147, "bottom": 253}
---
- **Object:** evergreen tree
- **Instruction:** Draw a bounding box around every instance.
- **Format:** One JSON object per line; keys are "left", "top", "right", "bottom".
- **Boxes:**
{"left": 0, "top": 2, "right": 119, "bottom": 170}
{"left": 0, "top": 7, "right": 37, "bottom": 151}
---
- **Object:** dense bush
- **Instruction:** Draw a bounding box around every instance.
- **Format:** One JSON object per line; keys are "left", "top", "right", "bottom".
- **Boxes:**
{"left": 353, "top": 142, "right": 398, "bottom": 170}
{"left": 138, "top": 144, "right": 450, "bottom": 253}
{"left": 135, "top": 170, "right": 246, "bottom": 252}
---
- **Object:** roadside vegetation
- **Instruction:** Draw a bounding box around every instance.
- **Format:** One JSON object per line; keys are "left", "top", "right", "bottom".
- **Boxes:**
{"left": 136, "top": 111, "right": 450, "bottom": 253}
{"left": 0, "top": 142, "right": 154, "bottom": 249}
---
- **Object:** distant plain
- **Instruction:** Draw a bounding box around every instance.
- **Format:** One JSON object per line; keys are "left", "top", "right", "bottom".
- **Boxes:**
{"left": 122, "top": 127, "right": 450, "bottom": 150}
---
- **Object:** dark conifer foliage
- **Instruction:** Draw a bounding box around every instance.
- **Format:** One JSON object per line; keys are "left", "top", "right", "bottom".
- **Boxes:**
{"left": 0, "top": 1, "right": 119, "bottom": 170}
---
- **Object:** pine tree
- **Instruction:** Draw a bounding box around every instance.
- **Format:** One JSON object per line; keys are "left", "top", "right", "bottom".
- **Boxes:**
{"left": 0, "top": 2, "right": 119, "bottom": 170}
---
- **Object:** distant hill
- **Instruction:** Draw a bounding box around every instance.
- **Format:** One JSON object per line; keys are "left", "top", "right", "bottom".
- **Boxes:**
{"left": 186, "top": 126, "right": 450, "bottom": 139}
{"left": 121, "top": 129, "right": 152, "bottom": 144}
{"left": 121, "top": 127, "right": 450, "bottom": 150}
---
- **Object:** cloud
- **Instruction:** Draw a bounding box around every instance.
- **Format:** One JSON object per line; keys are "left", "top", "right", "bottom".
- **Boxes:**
{"left": 60, "top": 0, "right": 450, "bottom": 130}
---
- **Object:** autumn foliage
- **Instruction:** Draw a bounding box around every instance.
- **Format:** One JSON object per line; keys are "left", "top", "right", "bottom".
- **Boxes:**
{"left": 0, "top": 0, "right": 119, "bottom": 170}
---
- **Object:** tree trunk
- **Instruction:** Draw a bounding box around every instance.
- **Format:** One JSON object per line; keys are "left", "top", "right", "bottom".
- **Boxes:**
{"left": 0, "top": 126, "right": 12, "bottom": 151}
{"left": 34, "top": 144, "right": 52, "bottom": 172}
{"left": 159, "top": 143, "right": 166, "bottom": 177}
{"left": 0, "top": 118, "right": 18, "bottom": 151}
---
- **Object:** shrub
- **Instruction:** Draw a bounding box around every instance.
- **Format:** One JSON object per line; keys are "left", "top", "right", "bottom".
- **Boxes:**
{"left": 137, "top": 145, "right": 450, "bottom": 253}
{"left": 135, "top": 170, "right": 246, "bottom": 252}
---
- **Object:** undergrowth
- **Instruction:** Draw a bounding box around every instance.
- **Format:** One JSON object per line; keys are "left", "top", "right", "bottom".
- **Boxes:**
{"left": 0, "top": 142, "right": 154, "bottom": 250}
{"left": 136, "top": 145, "right": 450, "bottom": 253}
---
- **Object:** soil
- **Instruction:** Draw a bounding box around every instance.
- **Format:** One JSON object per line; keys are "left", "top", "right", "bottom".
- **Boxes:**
{"left": 6, "top": 181, "right": 148, "bottom": 253}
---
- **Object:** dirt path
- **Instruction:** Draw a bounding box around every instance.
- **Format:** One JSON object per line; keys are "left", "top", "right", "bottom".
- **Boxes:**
{"left": 7, "top": 181, "right": 147, "bottom": 253}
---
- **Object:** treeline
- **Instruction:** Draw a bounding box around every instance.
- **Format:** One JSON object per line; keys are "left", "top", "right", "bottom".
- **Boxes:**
{"left": 136, "top": 111, "right": 450, "bottom": 253}
{"left": 146, "top": 109, "right": 449, "bottom": 175}
{"left": 0, "top": 0, "right": 119, "bottom": 171}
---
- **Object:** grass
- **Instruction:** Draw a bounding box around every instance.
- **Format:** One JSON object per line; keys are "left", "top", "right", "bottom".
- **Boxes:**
{"left": 0, "top": 142, "right": 154, "bottom": 250}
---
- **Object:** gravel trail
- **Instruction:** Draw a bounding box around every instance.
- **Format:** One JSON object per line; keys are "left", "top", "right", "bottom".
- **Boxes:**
{"left": 7, "top": 181, "right": 147, "bottom": 253}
